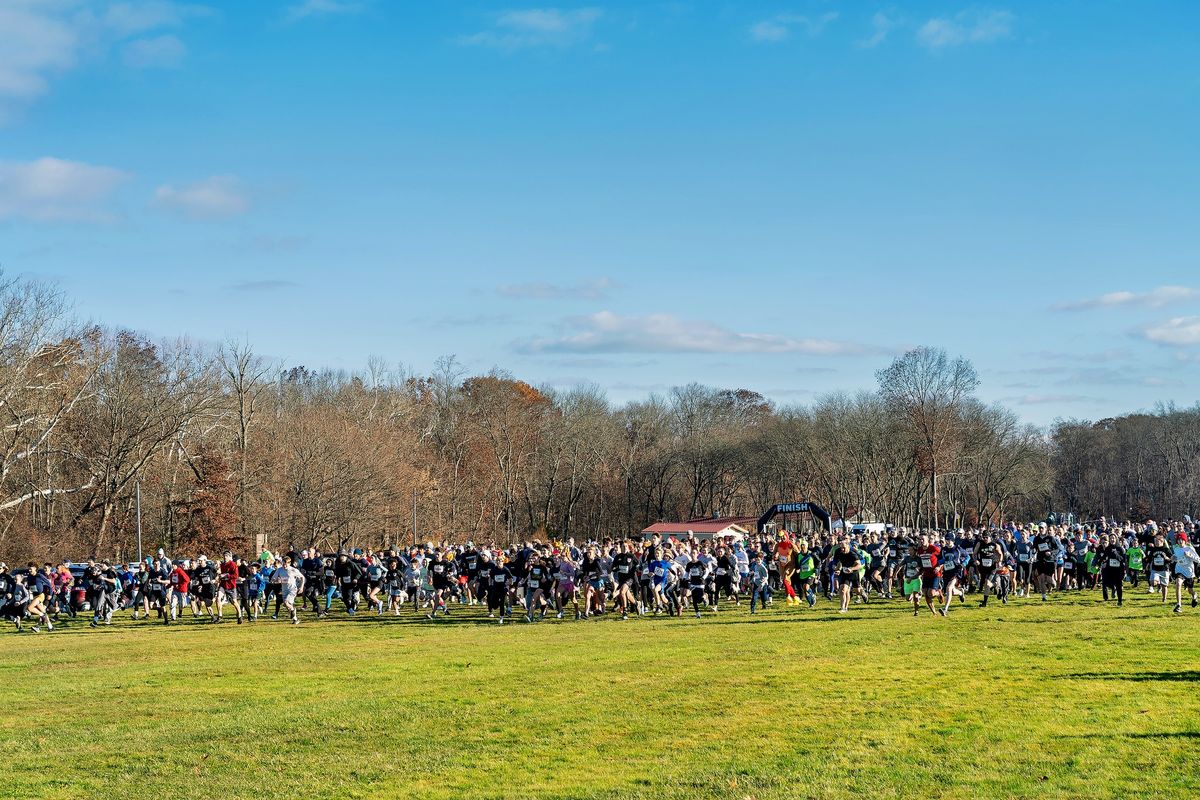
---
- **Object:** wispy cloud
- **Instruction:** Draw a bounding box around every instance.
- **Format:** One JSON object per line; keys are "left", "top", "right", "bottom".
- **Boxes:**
{"left": 122, "top": 34, "right": 187, "bottom": 68}
{"left": 513, "top": 311, "right": 884, "bottom": 355}
{"left": 497, "top": 277, "right": 617, "bottom": 300}
{"left": 153, "top": 175, "right": 250, "bottom": 220}
{"left": 857, "top": 11, "right": 897, "bottom": 48}
{"left": 103, "top": 2, "right": 214, "bottom": 36}
{"left": 1030, "top": 348, "right": 1131, "bottom": 363}
{"left": 458, "top": 8, "right": 602, "bottom": 50}
{"left": 0, "top": 157, "right": 130, "bottom": 222}
{"left": 284, "top": 0, "right": 366, "bottom": 23}
{"left": 0, "top": 1, "right": 212, "bottom": 121}
{"left": 917, "top": 9, "right": 1013, "bottom": 49}
{"left": 998, "top": 393, "right": 1099, "bottom": 406}
{"left": 1140, "top": 316, "right": 1200, "bottom": 347}
{"left": 749, "top": 12, "right": 837, "bottom": 43}
{"left": 1054, "top": 285, "right": 1198, "bottom": 312}
{"left": 227, "top": 279, "right": 299, "bottom": 293}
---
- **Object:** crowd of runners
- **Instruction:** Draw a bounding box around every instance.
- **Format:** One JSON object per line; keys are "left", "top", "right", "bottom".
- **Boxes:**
{"left": 2, "top": 519, "right": 1199, "bottom": 633}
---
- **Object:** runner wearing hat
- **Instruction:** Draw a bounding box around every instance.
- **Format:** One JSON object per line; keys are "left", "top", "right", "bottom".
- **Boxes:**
{"left": 1171, "top": 533, "right": 1200, "bottom": 613}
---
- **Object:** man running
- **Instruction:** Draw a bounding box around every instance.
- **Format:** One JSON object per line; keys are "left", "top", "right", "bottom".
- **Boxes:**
{"left": 917, "top": 534, "right": 943, "bottom": 616}
{"left": 218, "top": 552, "right": 243, "bottom": 623}
{"left": 974, "top": 531, "right": 1004, "bottom": 607}
{"left": 832, "top": 539, "right": 864, "bottom": 614}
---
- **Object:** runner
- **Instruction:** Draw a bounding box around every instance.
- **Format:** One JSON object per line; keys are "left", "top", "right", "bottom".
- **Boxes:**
{"left": 427, "top": 551, "right": 456, "bottom": 619}
{"left": 1146, "top": 533, "right": 1173, "bottom": 604}
{"left": 916, "top": 534, "right": 943, "bottom": 616}
{"left": 1098, "top": 534, "right": 1127, "bottom": 606}
{"left": 1033, "top": 525, "right": 1059, "bottom": 602}
{"left": 974, "top": 531, "right": 1004, "bottom": 607}
{"left": 334, "top": 551, "right": 364, "bottom": 616}
{"left": 192, "top": 556, "right": 219, "bottom": 622}
{"left": 274, "top": 556, "right": 305, "bottom": 625}
{"left": 684, "top": 550, "right": 708, "bottom": 619}
{"left": 748, "top": 553, "right": 770, "bottom": 614}
{"left": 218, "top": 552, "right": 243, "bottom": 624}
{"left": 900, "top": 543, "right": 924, "bottom": 616}
{"left": 554, "top": 550, "right": 580, "bottom": 620}
{"left": 1170, "top": 533, "right": 1200, "bottom": 613}
{"left": 485, "top": 554, "right": 514, "bottom": 624}
{"left": 832, "top": 539, "right": 864, "bottom": 614}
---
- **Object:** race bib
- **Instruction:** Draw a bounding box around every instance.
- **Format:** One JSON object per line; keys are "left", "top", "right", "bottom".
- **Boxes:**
{"left": 1018, "top": 554, "right": 1030, "bottom": 562}
{"left": 1037, "top": 543, "right": 1049, "bottom": 552}
{"left": 1108, "top": 559, "right": 1121, "bottom": 568}
{"left": 341, "top": 576, "right": 352, "bottom": 584}
{"left": 716, "top": 568, "right": 726, "bottom": 576}
{"left": 920, "top": 555, "right": 932, "bottom": 568}
{"left": 981, "top": 559, "right": 993, "bottom": 567}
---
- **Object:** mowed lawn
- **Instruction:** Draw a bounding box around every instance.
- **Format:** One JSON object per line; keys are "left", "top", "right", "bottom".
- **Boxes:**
{"left": 1, "top": 590, "right": 1197, "bottom": 800}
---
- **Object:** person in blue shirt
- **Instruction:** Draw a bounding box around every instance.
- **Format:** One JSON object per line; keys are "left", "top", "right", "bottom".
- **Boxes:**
{"left": 748, "top": 554, "right": 770, "bottom": 614}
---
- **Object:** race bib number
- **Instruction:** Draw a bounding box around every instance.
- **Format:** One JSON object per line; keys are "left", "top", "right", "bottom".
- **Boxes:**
{"left": 341, "top": 576, "right": 352, "bottom": 584}
{"left": 1018, "top": 554, "right": 1030, "bottom": 562}
{"left": 1109, "top": 559, "right": 1121, "bottom": 568}
{"left": 920, "top": 555, "right": 932, "bottom": 568}
{"left": 981, "top": 559, "right": 993, "bottom": 568}
{"left": 716, "top": 568, "right": 727, "bottom": 576}
{"left": 1037, "top": 543, "right": 1049, "bottom": 552}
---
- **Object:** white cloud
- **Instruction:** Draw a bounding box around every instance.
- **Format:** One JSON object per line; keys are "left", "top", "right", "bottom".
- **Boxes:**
{"left": 1054, "top": 285, "right": 1199, "bottom": 311}
{"left": 497, "top": 277, "right": 616, "bottom": 300}
{"left": 153, "top": 175, "right": 250, "bottom": 219}
{"left": 227, "top": 279, "right": 299, "bottom": 292}
{"left": 917, "top": 9, "right": 1013, "bottom": 49}
{"left": 749, "top": 12, "right": 837, "bottom": 43}
{"left": 122, "top": 34, "right": 186, "bottom": 68}
{"left": 857, "top": 12, "right": 897, "bottom": 48}
{"left": 103, "top": 1, "right": 212, "bottom": 36}
{"left": 284, "top": 0, "right": 365, "bottom": 22}
{"left": 0, "top": 157, "right": 130, "bottom": 222}
{"left": 1141, "top": 316, "right": 1200, "bottom": 347}
{"left": 0, "top": 1, "right": 212, "bottom": 120}
{"left": 998, "top": 393, "right": 1099, "bottom": 406}
{"left": 458, "top": 8, "right": 602, "bottom": 50}
{"left": 514, "top": 311, "right": 882, "bottom": 355}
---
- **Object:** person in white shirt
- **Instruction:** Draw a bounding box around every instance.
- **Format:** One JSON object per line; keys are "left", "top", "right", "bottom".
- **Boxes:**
{"left": 1171, "top": 533, "right": 1200, "bottom": 613}
{"left": 274, "top": 556, "right": 305, "bottom": 625}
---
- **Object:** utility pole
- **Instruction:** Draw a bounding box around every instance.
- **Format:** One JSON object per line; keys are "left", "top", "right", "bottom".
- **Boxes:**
{"left": 411, "top": 488, "right": 417, "bottom": 548}
{"left": 136, "top": 479, "right": 143, "bottom": 563}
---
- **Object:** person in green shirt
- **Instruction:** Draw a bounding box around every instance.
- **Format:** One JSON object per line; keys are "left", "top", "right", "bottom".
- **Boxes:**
{"left": 1126, "top": 542, "right": 1144, "bottom": 587}
{"left": 1084, "top": 548, "right": 1100, "bottom": 590}
{"left": 792, "top": 540, "right": 820, "bottom": 608}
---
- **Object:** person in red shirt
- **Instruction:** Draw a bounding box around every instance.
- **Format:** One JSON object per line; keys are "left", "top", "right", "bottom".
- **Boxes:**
{"left": 916, "top": 534, "right": 943, "bottom": 616}
{"left": 167, "top": 560, "right": 190, "bottom": 624}
{"left": 218, "top": 552, "right": 244, "bottom": 624}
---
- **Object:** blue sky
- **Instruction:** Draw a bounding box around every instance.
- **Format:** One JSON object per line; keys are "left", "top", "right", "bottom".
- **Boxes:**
{"left": 1, "top": 0, "right": 1198, "bottom": 425}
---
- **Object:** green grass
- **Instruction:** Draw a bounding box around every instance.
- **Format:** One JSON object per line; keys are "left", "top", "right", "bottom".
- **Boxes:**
{"left": 2, "top": 589, "right": 1198, "bottom": 800}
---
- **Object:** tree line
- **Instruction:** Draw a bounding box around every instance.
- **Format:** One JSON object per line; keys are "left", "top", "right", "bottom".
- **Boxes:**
{"left": 0, "top": 274, "right": 1193, "bottom": 562}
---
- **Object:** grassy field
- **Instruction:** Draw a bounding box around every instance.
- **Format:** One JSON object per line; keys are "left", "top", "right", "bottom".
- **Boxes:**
{"left": 2, "top": 589, "right": 1197, "bottom": 800}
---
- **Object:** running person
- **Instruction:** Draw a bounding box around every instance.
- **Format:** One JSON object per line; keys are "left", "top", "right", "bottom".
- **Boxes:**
{"left": 1171, "top": 533, "right": 1200, "bottom": 613}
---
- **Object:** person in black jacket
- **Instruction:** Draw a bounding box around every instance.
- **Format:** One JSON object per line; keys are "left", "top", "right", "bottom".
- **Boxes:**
{"left": 333, "top": 552, "right": 363, "bottom": 615}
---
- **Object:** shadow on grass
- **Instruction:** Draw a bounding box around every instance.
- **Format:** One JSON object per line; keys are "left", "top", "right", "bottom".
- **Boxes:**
{"left": 1124, "top": 731, "right": 1200, "bottom": 740}
{"left": 1058, "top": 671, "right": 1200, "bottom": 683}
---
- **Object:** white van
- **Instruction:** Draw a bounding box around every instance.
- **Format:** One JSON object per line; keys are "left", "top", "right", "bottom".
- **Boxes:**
{"left": 851, "top": 522, "right": 890, "bottom": 536}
